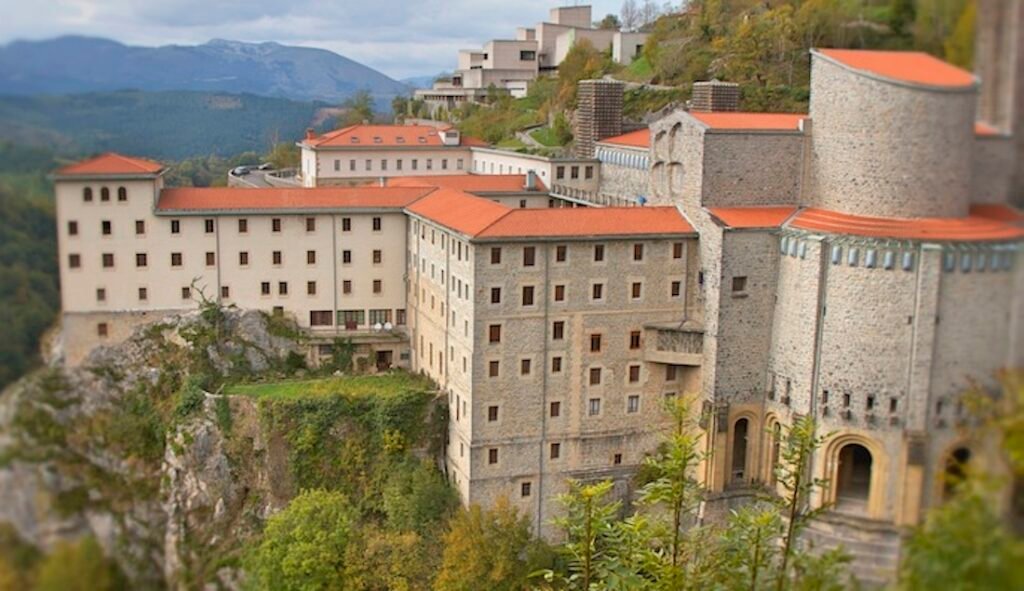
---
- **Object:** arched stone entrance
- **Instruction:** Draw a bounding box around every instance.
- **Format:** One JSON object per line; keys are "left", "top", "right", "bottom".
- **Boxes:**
{"left": 836, "top": 443, "right": 873, "bottom": 514}
{"left": 731, "top": 418, "right": 750, "bottom": 483}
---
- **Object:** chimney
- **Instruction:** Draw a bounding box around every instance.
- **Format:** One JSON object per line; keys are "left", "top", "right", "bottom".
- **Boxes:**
{"left": 690, "top": 80, "right": 740, "bottom": 112}
{"left": 305, "top": 128, "right": 316, "bottom": 140}
{"left": 524, "top": 170, "right": 537, "bottom": 191}
{"left": 574, "top": 79, "right": 624, "bottom": 158}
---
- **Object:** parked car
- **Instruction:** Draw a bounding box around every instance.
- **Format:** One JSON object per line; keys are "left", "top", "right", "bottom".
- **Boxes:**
{"left": 258, "top": 162, "right": 274, "bottom": 171}
{"left": 232, "top": 166, "right": 250, "bottom": 176}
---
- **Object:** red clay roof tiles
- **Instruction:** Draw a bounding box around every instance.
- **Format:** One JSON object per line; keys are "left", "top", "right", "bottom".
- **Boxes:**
{"left": 598, "top": 128, "right": 650, "bottom": 148}
{"left": 157, "top": 187, "right": 433, "bottom": 212}
{"left": 815, "top": 49, "right": 976, "bottom": 88}
{"left": 405, "top": 187, "right": 512, "bottom": 236}
{"left": 789, "top": 207, "right": 1024, "bottom": 242}
{"left": 476, "top": 206, "right": 693, "bottom": 239}
{"left": 708, "top": 207, "right": 798, "bottom": 229}
{"left": 689, "top": 112, "right": 806, "bottom": 131}
{"left": 56, "top": 152, "right": 164, "bottom": 176}
{"left": 302, "top": 124, "right": 486, "bottom": 148}
{"left": 388, "top": 174, "right": 546, "bottom": 193}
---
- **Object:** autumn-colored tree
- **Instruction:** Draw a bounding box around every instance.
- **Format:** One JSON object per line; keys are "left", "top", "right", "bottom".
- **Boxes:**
{"left": 33, "top": 537, "right": 124, "bottom": 591}
{"left": 339, "top": 90, "right": 375, "bottom": 126}
{"left": 433, "top": 498, "right": 549, "bottom": 591}
{"left": 944, "top": 0, "right": 976, "bottom": 68}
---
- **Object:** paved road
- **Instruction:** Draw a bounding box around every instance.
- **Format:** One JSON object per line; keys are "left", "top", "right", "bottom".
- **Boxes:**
{"left": 228, "top": 168, "right": 274, "bottom": 188}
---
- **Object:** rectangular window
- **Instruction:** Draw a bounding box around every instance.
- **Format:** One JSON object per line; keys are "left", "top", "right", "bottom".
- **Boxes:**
{"left": 205, "top": 252, "right": 215, "bottom": 266}
{"left": 261, "top": 282, "right": 271, "bottom": 295}
{"left": 278, "top": 282, "right": 288, "bottom": 295}
{"left": 523, "top": 246, "right": 535, "bottom": 267}
{"left": 181, "top": 286, "right": 191, "bottom": 300}
{"left": 629, "top": 365, "right": 641, "bottom": 383}
{"left": 170, "top": 252, "right": 182, "bottom": 267}
{"left": 552, "top": 321, "right": 565, "bottom": 340}
{"left": 372, "top": 217, "right": 382, "bottom": 231}
{"left": 490, "top": 247, "right": 501, "bottom": 265}
{"left": 489, "top": 324, "right": 501, "bottom": 343}
{"left": 136, "top": 253, "right": 147, "bottom": 267}
{"left": 396, "top": 159, "right": 403, "bottom": 171}
{"left": 589, "top": 367, "right": 602, "bottom": 385}
{"left": 372, "top": 279, "right": 382, "bottom": 294}
{"left": 102, "top": 253, "right": 114, "bottom": 268}
{"left": 342, "top": 250, "right": 352, "bottom": 264}
{"left": 550, "top": 401, "right": 561, "bottom": 417}
{"left": 489, "top": 360, "right": 500, "bottom": 377}
{"left": 594, "top": 244, "right": 605, "bottom": 262}
{"left": 588, "top": 398, "right": 601, "bottom": 416}
{"left": 520, "top": 358, "right": 531, "bottom": 375}
{"left": 732, "top": 276, "right": 748, "bottom": 293}
{"left": 630, "top": 330, "right": 641, "bottom": 349}
{"left": 522, "top": 286, "right": 534, "bottom": 306}
{"left": 550, "top": 442, "right": 561, "bottom": 459}
{"left": 342, "top": 280, "right": 352, "bottom": 294}
{"left": 396, "top": 309, "right": 406, "bottom": 325}
{"left": 521, "top": 482, "right": 531, "bottom": 497}
{"left": 666, "top": 365, "right": 678, "bottom": 382}
{"left": 555, "top": 245, "right": 567, "bottom": 262}
{"left": 307, "top": 250, "right": 316, "bottom": 265}
{"left": 628, "top": 395, "right": 640, "bottom": 413}
{"left": 488, "top": 406, "right": 499, "bottom": 422}
{"left": 411, "top": 159, "right": 418, "bottom": 170}
{"left": 135, "top": 220, "right": 145, "bottom": 235}
{"left": 441, "top": 159, "right": 448, "bottom": 170}
{"left": 349, "top": 160, "right": 356, "bottom": 171}
{"left": 592, "top": 283, "right": 604, "bottom": 300}
{"left": 69, "top": 254, "right": 81, "bottom": 268}
{"left": 671, "top": 281, "right": 682, "bottom": 297}
{"left": 238, "top": 219, "right": 248, "bottom": 233}
{"left": 614, "top": 453, "right": 623, "bottom": 465}
{"left": 631, "top": 282, "right": 642, "bottom": 299}
{"left": 204, "top": 219, "right": 214, "bottom": 233}
{"left": 97, "top": 322, "right": 108, "bottom": 337}
{"left": 585, "top": 165, "right": 593, "bottom": 179}
{"left": 490, "top": 287, "right": 501, "bottom": 304}
{"left": 673, "top": 242, "right": 684, "bottom": 259}
{"left": 633, "top": 244, "right": 644, "bottom": 261}
{"left": 310, "top": 310, "right": 333, "bottom": 326}
{"left": 306, "top": 217, "right": 316, "bottom": 232}
{"left": 551, "top": 356, "right": 563, "bottom": 373}
{"left": 307, "top": 281, "right": 317, "bottom": 295}
{"left": 272, "top": 218, "right": 281, "bottom": 232}
{"left": 272, "top": 251, "right": 282, "bottom": 265}
{"left": 342, "top": 217, "right": 351, "bottom": 232}
{"left": 556, "top": 166, "right": 565, "bottom": 180}
{"left": 96, "top": 288, "right": 106, "bottom": 302}
{"left": 68, "top": 220, "right": 79, "bottom": 235}
{"left": 239, "top": 251, "right": 249, "bottom": 266}
{"left": 590, "top": 334, "right": 602, "bottom": 352}
{"left": 571, "top": 166, "right": 579, "bottom": 179}
{"left": 426, "top": 159, "right": 433, "bottom": 170}
{"left": 334, "top": 159, "right": 340, "bottom": 172}
{"left": 138, "top": 287, "right": 148, "bottom": 301}
{"left": 365, "top": 159, "right": 372, "bottom": 171}
{"left": 221, "top": 286, "right": 229, "bottom": 299}
{"left": 554, "top": 284, "right": 565, "bottom": 302}
{"left": 171, "top": 220, "right": 180, "bottom": 234}
{"left": 381, "top": 159, "right": 388, "bottom": 171}
{"left": 101, "top": 220, "right": 111, "bottom": 235}
{"left": 488, "top": 448, "right": 498, "bottom": 464}
{"left": 372, "top": 250, "right": 382, "bottom": 264}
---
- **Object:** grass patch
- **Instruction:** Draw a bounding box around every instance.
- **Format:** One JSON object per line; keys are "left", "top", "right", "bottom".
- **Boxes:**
{"left": 622, "top": 56, "right": 654, "bottom": 82}
{"left": 496, "top": 137, "right": 528, "bottom": 150}
{"left": 225, "top": 371, "right": 435, "bottom": 401}
{"left": 529, "top": 126, "right": 565, "bottom": 147}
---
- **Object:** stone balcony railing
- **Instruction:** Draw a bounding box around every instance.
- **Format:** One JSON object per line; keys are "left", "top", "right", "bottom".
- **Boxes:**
{"left": 642, "top": 321, "right": 703, "bottom": 366}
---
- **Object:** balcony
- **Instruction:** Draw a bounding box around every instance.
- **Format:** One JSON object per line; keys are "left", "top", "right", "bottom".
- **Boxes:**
{"left": 643, "top": 321, "right": 703, "bottom": 366}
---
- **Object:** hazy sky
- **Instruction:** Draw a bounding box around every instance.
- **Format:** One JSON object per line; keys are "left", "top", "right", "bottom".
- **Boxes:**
{"left": 0, "top": 0, "right": 630, "bottom": 79}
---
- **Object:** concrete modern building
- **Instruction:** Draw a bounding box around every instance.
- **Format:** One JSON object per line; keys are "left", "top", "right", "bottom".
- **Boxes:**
{"left": 297, "top": 124, "right": 486, "bottom": 187}
{"left": 51, "top": 43, "right": 1023, "bottom": 585}
{"left": 414, "top": 5, "right": 647, "bottom": 114}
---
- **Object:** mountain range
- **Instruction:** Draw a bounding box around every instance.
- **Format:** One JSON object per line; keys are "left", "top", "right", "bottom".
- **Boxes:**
{"left": 0, "top": 36, "right": 410, "bottom": 103}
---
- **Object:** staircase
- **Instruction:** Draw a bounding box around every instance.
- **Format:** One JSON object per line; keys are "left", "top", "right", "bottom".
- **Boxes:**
{"left": 802, "top": 512, "right": 904, "bottom": 588}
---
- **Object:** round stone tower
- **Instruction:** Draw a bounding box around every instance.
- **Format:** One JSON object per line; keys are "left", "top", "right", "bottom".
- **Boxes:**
{"left": 808, "top": 49, "right": 978, "bottom": 219}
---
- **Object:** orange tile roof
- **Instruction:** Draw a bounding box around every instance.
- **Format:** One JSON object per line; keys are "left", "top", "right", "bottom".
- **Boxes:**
{"left": 708, "top": 206, "right": 798, "bottom": 229}
{"left": 303, "top": 124, "right": 486, "bottom": 148}
{"left": 476, "top": 206, "right": 693, "bottom": 239}
{"left": 388, "top": 174, "right": 546, "bottom": 193}
{"left": 156, "top": 186, "right": 433, "bottom": 212}
{"left": 56, "top": 152, "right": 164, "bottom": 176}
{"left": 789, "top": 208, "right": 1024, "bottom": 242}
{"left": 815, "top": 49, "right": 976, "bottom": 88}
{"left": 598, "top": 128, "right": 650, "bottom": 148}
{"left": 689, "top": 112, "right": 806, "bottom": 131}
{"left": 970, "top": 204, "right": 1024, "bottom": 223}
{"left": 405, "top": 187, "right": 512, "bottom": 236}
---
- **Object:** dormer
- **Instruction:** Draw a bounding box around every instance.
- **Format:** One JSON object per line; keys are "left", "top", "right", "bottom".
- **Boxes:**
{"left": 439, "top": 129, "right": 461, "bottom": 146}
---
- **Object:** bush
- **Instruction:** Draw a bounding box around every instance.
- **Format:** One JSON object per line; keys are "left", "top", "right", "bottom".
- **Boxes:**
{"left": 33, "top": 536, "right": 125, "bottom": 591}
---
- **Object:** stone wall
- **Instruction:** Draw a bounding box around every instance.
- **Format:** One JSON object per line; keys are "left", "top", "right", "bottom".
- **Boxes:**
{"left": 701, "top": 133, "right": 804, "bottom": 207}
{"left": 970, "top": 135, "right": 1017, "bottom": 204}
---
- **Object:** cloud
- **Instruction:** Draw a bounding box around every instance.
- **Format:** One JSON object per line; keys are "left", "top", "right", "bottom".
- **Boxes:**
{"left": 1, "top": 0, "right": 626, "bottom": 78}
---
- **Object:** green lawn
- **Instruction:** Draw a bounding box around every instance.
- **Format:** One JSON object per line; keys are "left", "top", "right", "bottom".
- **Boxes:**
{"left": 224, "top": 371, "right": 435, "bottom": 400}
{"left": 529, "top": 126, "right": 566, "bottom": 147}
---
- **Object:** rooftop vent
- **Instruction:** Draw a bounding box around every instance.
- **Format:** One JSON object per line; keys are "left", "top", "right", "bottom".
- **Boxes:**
{"left": 373, "top": 137, "right": 382, "bottom": 143}
{"left": 524, "top": 170, "right": 538, "bottom": 191}
{"left": 305, "top": 128, "right": 316, "bottom": 140}
{"left": 350, "top": 137, "right": 360, "bottom": 144}
{"left": 396, "top": 137, "right": 406, "bottom": 143}
{"left": 418, "top": 137, "right": 427, "bottom": 144}
{"left": 439, "top": 129, "right": 461, "bottom": 146}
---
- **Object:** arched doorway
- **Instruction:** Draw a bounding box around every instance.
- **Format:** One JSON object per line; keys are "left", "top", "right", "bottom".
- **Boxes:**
{"left": 836, "top": 443, "right": 873, "bottom": 513}
{"left": 943, "top": 447, "right": 971, "bottom": 498}
{"left": 767, "top": 421, "right": 782, "bottom": 486}
{"left": 731, "top": 418, "right": 749, "bottom": 483}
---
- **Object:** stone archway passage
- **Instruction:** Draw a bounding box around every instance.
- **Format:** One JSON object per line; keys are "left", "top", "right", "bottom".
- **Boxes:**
{"left": 836, "top": 443, "right": 873, "bottom": 514}
{"left": 731, "top": 418, "right": 750, "bottom": 483}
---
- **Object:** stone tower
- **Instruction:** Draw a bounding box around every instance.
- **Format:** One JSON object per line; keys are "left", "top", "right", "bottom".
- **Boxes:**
{"left": 574, "top": 79, "right": 624, "bottom": 158}
{"left": 976, "top": 0, "right": 1024, "bottom": 204}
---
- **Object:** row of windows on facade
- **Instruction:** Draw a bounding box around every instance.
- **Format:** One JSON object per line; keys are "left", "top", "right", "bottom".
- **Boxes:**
{"left": 69, "top": 248, "right": 388, "bottom": 270}
{"left": 484, "top": 324, "right": 652, "bottom": 350}
{"left": 781, "top": 236, "right": 1018, "bottom": 273}
{"left": 485, "top": 279, "right": 684, "bottom": 306}
{"left": 67, "top": 216, "right": 384, "bottom": 237}
{"left": 91, "top": 278, "right": 392, "bottom": 305}
{"left": 485, "top": 242, "right": 686, "bottom": 267}
{"left": 478, "top": 355, "right": 682, "bottom": 387}
{"left": 331, "top": 157, "right": 464, "bottom": 173}
{"left": 95, "top": 308, "right": 406, "bottom": 338}
{"left": 80, "top": 186, "right": 128, "bottom": 203}
{"left": 475, "top": 445, "right": 627, "bottom": 499}
{"left": 416, "top": 221, "right": 472, "bottom": 262}
{"left": 595, "top": 147, "right": 650, "bottom": 171}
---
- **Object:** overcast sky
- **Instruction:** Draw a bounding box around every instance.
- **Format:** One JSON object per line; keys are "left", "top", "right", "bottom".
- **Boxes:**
{"left": 0, "top": 0, "right": 632, "bottom": 79}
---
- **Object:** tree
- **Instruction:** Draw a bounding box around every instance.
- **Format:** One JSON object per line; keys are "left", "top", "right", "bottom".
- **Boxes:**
{"left": 434, "top": 498, "right": 549, "bottom": 591}
{"left": 598, "top": 14, "right": 623, "bottom": 30}
{"left": 392, "top": 96, "right": 410, "bottom": 121}
{"left": 541, "top": 480, "right": 624, "bottom": 591}
{"left": 381, "top": 458, "right": 458, "bottom": 533}
{"left": 890, "top": 0, "right": 917, "bottom": 37}
{"left": 339, "top": 90, "right": 375, "bottom": 126}
{"left": 621, "top": 0, "right": 640, "bottom": 31}
{"left": 639, "top": 0, "right": 662, "bottom": 30}
{"left": 944, "top": 0, "right": 976, "bottom": 68}
{"left": 244, "top": 489, "right": 358, "bottom": 591}
{"left": 266, "top": 142, "right": 299, "bottom": 170}
{"left": 33, "top": 537, "right": 124, "bottom": 591}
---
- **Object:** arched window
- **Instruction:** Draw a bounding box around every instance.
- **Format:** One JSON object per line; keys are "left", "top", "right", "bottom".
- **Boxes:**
{"left": 731, "top": 418, "right": 750, "bottom": 483}
{"left": 943, "top": 447, "right": 971, "bottom": 498}
{"left": 768, "top": 421, "right": 782, "bottom": 486}
{"left": 117, "top": 187, "right": 127, "bottom": 202}
{"left": 83, "top": 187, "right": 93, "bottom": 202}
{"left": 100, "top": 187, "right": 110, "bottom": 202}
{"left": 836, "top": 443, "right": 873, "bottom": 513}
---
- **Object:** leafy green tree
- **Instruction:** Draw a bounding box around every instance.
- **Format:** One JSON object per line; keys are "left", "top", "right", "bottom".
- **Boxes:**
{"left": 392, "top": 96, "right": 410, "bottom": 121}
{"left": 266, "top": 142, "right": 299, "bottom": 170}
{"left": 890, "top": 0, "right": 917, "bottom": 37}
{"left": 340, "top": 90, "right": 375, "bottom": 126}
{"left": 434, "top": 498, "right": 550, "bottom": 591}
{"left": 244, "top": 489, "right": 358, "bottom": 591}
{"left": 598, "top": 14, "right": 623, "bottom": 29}
{"left": 382, "top": 458, "right": 458, "bottom": 533}
{"left": 541, "top": 480, "right": 623, "bottom": 590}
{"left": 33, "top": 536, "right": 124, "bottom": 591}
{"left": 944, "top": 0, "right": 976, "bottom": 68}
{"left": 344, "top": 529, "right": 435, "bottom": 591}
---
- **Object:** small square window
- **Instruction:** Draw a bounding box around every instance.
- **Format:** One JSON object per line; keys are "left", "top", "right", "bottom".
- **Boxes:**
{"left": 68, "top": 220, "right": 79, "bottom": 236}
{"left": 521, "top": 482, "right": 532, "bottom": 497}
{"left": 552, "top": 321, "right": 565, "bottom": 340}
{"left": 171, "top": 252, "right": 182, "bottom": 267}
{"left": 550, "top": 401, "right": 561, "bottom": 417}
{"left": 520, "top": 358, "right": 532, "bottom": 375}
{"left": 489, "top": 360, "right": 500, "bottom": 377}
{"left": 490, "top": 247, "right": 502, "bottom": 265}
{"left": 96, "top": 288, "right": 106, "bottom": 302}
{"left": 488, "top": 406, "right": 499, "bottom": 421}
{"left": 671, "top": 281, "right": 682, "bottom": 297}
{"left": 181, "top": 286, "right": 191, "bottom": 300}
{"left": 221, "top": 286, "right": 230, "bottom": 299}
{"left": 550, "top": 442, "right": 561, "bottom": 459}
{"left": 238, "top": 219, "right": 248, "bottom": 233}
{"left": 239, "top": 252, "right": 249, "bottom": 266}
{"left": 307, "top": 281, "right": 317, "bottom": 295}
{"left": 69, "top": 254, "right": 81, "bottom": 268}
{"left": 555, "top": 245, "right": 567, "bottom": 262}
{"left": 97, "top": 322, "right": 108, "bottom": 337}
{"left": 102, "top": 253, "right": 114, "bottom": 268}
{"left": 589, "top": 367, "right": 602, "bottom": 385}
{"left": 136, "top": 253, "right": 147, "bottom": 267}
{"left": 261, "top": 282, "right": 271, "bottom": 295}
{"left": 488, "top": 448, "right": 498, "bottom": 464}
{"left": 278, "top": 281, "right": 288, "bottom": 295}
{"left": 342, "top": 280, "right": 352, "bottom": 294}
{"left": 138, "top": 287, "right": 148, "bottom": 301}
{"left": 205, "top": 252, "right": 215, "bottom": 266}
{"left": 732, "top": 276, "right": 748, "bottom": 293}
